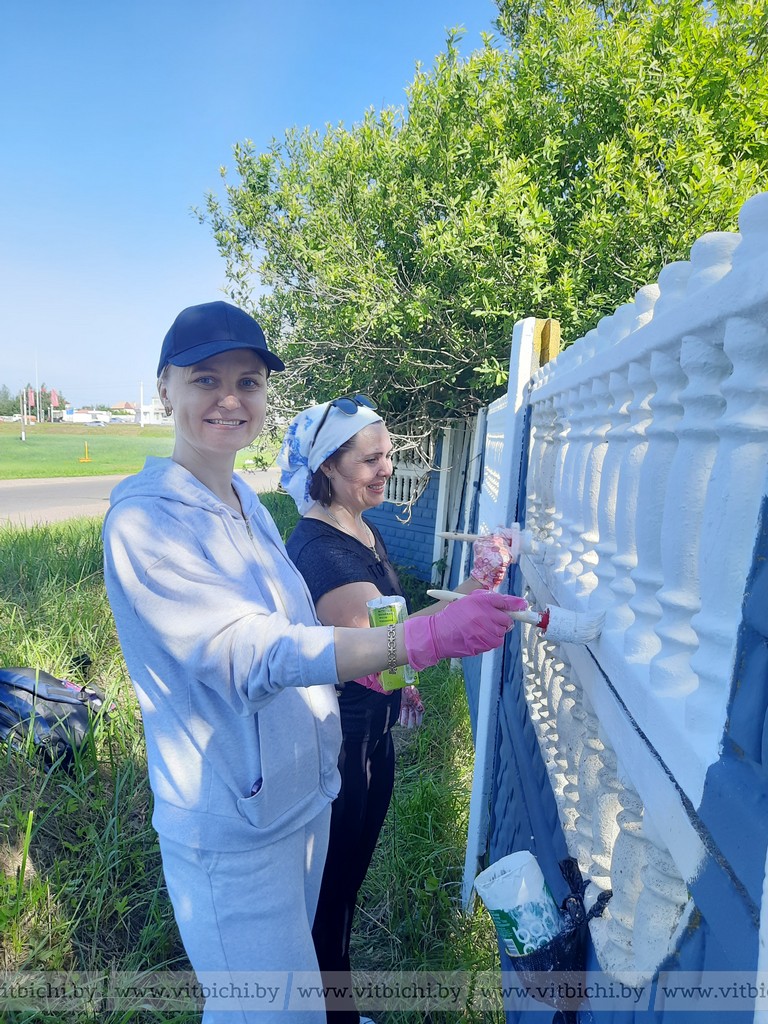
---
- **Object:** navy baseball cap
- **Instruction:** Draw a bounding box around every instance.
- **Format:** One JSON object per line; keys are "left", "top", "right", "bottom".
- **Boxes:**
{"left": 157, "top": 301, "right": 285, "bottom": 377}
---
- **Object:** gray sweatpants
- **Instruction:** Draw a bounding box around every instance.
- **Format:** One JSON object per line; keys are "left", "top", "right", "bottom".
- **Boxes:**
{"left": 159, "top": 805, "right": 331, "bottom": 1022}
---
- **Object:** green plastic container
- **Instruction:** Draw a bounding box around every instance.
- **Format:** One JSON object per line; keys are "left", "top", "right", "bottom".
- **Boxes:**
{"left": 366, "top": 595, "right": 419, "bottom": 691}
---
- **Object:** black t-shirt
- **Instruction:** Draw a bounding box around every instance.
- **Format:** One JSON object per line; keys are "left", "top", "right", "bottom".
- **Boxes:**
{"left": 286, "top": 517, "right": 406, "bottom": 704}
{"left": 286, "top": 517, "right": 405, "bottom": 608}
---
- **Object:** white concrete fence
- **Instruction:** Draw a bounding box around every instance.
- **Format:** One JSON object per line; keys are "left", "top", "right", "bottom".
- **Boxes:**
{"left": 467, "top": 191, "right": 768, "bottom": 979}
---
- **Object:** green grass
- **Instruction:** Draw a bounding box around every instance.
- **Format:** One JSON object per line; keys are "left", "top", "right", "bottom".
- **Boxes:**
{"left": 258, "top": 490, "right": 300, "bottom": 541}
{"left": 0, "top": 423, "right": 270, "bottom": 480}
{"left": 0, "top": 514, "right": 502, "bottom": 1023}
{"left": 355, "top": 668, "right": 504, "bottom": 1023}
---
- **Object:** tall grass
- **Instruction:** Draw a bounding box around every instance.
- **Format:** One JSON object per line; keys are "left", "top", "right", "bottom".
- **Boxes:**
{"left": 0, "top": 517, "right": 501, "bottom": 1023}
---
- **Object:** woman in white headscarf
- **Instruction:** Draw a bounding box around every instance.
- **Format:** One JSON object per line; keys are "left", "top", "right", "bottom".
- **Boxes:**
{"left": 279, "top": 396, "right": 517, "bottom": 1024}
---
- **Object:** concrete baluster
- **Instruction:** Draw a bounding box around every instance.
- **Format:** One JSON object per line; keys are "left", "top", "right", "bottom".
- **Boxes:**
{"left": 632, "top": 815, "right": 690, "bottom": 975}
{"left": 542, "top": 644, "right": 567, "bottom": 769}
{"left": 596, "top": 781, "right": 650, "bottom": 973}
{"left": 554, "top": 664, "right": 583, "bottom": 839}
{"left": 607, "top": 358, "right": 654, "bottom": 634}
{"left": 687, "top": 314, "right": 768, "bottom": 741}
{"left": 536, "top": 640, "right": 559, "bottom": 755}
{"left": 531, "top": 394, "right": 561, "bottom": 552}
{"left": 624, "top": 345, "right": 686, "bottom": 664}
{"left": 649, "top": 330, "right": 730, "bottom": 698}
{"left": 575, "top": 375, "right": 612, "bottom": 601}
{"left": 524, "top": 629, "right": 550, "bottom": 742}
{"left": 561, "top": 694, "right": 589, "bottom": 872}
{"left": 524, "top": 397, "right": 544, "bottom": 534}
{"left": 572, "top": 701, "right": 604, "bottom": 877}
{"left": 546, "top": 384, "right": 580, "bottom": 589}
{"left": 588, "top": 736, "right": 621, "bottom": 899}
{"left": 589, "top": 368, "right": 633, "bottom": 610}
{"left": 525, "top": 393, "right": 554, "bottom": 537}
{"left": 556, "top": 381, "right": 596, "bottom": 594}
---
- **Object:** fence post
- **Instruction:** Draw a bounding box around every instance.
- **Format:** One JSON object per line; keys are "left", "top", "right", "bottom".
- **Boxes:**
{"left": 461, "top": 317, "right": 560, "bottom": 908}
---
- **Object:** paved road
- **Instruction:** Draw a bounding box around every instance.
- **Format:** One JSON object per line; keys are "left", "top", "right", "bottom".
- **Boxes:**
{"left": 0, "top": 468, "right": 282, "bottom": 527}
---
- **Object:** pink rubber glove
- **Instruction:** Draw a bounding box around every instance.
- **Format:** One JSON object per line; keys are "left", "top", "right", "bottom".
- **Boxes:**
{"left": 354, "top": 673, "right": 387, "bottom": 694}
{"left": 398, "top": 686, "right": 424, "bottom": 729}
{"left": 403, "top": 590, "right": 529, "bottom": 671}
{"left": 470, "top": 534, "right": 513, "bottom": 589}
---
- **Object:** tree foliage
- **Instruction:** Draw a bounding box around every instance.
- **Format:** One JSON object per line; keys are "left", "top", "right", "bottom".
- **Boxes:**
{"left": 0, "top": 384, "right": 68, "bottom": 418}
{"left": 204, "top": 0, "right": 768, "bottom": 435}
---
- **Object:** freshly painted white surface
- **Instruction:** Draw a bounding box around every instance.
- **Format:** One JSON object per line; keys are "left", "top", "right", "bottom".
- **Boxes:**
{"left": 470, "top": 191, "right": 768, "bottom": 980}
{"left": 526, "top": 193, "right": 768, "bottom": 808}
{"left": 463, "top": 317, "right": 538, "bottom": 908}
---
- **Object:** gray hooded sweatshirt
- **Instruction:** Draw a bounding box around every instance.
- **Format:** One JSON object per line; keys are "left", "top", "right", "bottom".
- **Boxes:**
{"left": 103, "top": 457, "right": 342, "bottom": 851}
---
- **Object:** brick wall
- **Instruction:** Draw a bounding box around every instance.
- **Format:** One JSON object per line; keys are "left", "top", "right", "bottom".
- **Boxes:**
{"left": 366, "top": 439, "right": 442, "bottom": 583}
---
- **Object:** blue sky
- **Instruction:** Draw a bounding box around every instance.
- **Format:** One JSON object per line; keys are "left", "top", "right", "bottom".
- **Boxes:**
{"left": 1, "top": 0, "right": 498, "bottom": 409}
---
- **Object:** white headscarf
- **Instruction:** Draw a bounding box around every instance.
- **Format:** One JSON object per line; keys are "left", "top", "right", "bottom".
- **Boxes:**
{"left": 277, "top": 400, "right": 383, "bottom": 514}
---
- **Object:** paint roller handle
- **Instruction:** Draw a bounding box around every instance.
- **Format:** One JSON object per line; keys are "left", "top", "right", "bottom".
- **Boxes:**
{"left": 438, "top": 527, "right": 541, "bottom": 557}
{"left": 404, "top": 590, "right": 531, "bottom": 670}
{"left": 426, "top": 589, "right": 546, "bottom": 629}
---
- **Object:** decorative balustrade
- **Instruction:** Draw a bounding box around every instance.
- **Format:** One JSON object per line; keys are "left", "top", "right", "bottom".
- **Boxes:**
{"left": 383, "top": 458, "right": 429, "bottom": 506}
{"left": 511, "top": 191, "right": 768, "bottom": 979}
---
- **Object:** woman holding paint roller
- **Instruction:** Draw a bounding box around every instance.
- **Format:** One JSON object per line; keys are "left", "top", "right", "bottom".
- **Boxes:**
{"left": 103, "top": 301, "right": 526, "bottom": 1024}
{"left": 279, "top": 398, "right": 525, "bottom": 1024}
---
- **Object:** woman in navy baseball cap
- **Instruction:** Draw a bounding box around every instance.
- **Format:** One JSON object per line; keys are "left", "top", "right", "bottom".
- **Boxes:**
{"left": 102, "top": 300, "right": 525, "bottom": 1024}
{"left": 156, "top": 300, "right": 285, "bottom": 378}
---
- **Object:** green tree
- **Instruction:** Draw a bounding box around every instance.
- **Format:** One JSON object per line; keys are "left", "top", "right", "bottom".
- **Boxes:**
{"left": 203, "top": 0, "right": 768, "bottom": 435}
{"left": 6, "top": 383, "right": 68, "bottom": 420}
{"left": 0, "top": 385, "right": 18, "bottom": 417}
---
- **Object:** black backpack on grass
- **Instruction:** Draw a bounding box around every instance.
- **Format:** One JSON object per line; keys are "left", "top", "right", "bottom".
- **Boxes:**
{"left": 0, "top": 667, "right": 109, "bottom": 768}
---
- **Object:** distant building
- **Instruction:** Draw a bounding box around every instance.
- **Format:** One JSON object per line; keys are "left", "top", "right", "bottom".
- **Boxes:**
{"left": 110, "top": 401, "right": 139, "bottom": 424}
{"left": 139, "top": 396, "right": 173, "bottom": 426}
{"left": 63, "top": 407, "right": 110, "bottom": 424}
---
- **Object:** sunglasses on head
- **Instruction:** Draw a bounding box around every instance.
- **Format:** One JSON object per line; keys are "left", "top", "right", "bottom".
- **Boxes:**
{"left": 311, "top": 394, "right": 377, "bottom": 452}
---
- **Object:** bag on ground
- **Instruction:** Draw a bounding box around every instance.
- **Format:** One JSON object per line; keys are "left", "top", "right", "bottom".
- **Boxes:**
{"left": 0, "top": 666, "right": 109, "bottom": 767}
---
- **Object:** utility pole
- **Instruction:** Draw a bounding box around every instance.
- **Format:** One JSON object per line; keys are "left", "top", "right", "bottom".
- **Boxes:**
{"left": 35, "top": 354, "right": 41, "bottom": 423}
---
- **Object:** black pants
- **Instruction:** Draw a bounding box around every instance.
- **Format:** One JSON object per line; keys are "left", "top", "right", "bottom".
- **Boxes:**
{"left": 312, "top": 682, "right": 401, "bottom": 1024}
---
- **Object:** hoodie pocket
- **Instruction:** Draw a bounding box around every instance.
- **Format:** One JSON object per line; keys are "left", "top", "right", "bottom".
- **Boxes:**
{"left": 236, "top": 688, "right": 323, "bottom": 835}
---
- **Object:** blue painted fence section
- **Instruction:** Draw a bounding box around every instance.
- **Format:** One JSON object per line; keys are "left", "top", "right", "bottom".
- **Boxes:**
{"left": 372, "top": 421, "right": 768, "bottom": 1022}
{"left": 481, "top": 474, "right": 768, "bottom": 1022}
{"left": 454, "top": 194, "right": 768, "bottom": 1023}
{"left": 489, "top": 593, "right": 768, "bottom": 1024}
{"left": 370, "top": 236, "right": 768, "bottom": 1022}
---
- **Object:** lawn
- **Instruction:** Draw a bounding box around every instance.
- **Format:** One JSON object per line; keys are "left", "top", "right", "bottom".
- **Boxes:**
{"left": 0, "top": 423, "right": 267, "bottom": 480}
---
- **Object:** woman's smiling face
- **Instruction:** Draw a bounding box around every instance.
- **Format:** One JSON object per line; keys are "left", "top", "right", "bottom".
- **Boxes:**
{"left": 325, "top": 421, "right": 393, "bottom": 514}
{"left": 160, "top": 349, "right": 268, "bottom": 468}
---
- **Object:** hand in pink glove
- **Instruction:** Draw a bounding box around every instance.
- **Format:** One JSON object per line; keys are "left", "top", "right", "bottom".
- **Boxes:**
{"left": 403, "top": 590, "right": 529, "bottom": 671}
{"left": 398, "top": 685, "right": 424, "bottom": 729}
{"left": 470, "top": 534, "right": 513, "bottom": 589}
{"left": 354, "top": 673, "right": 386, "bottom": 694}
